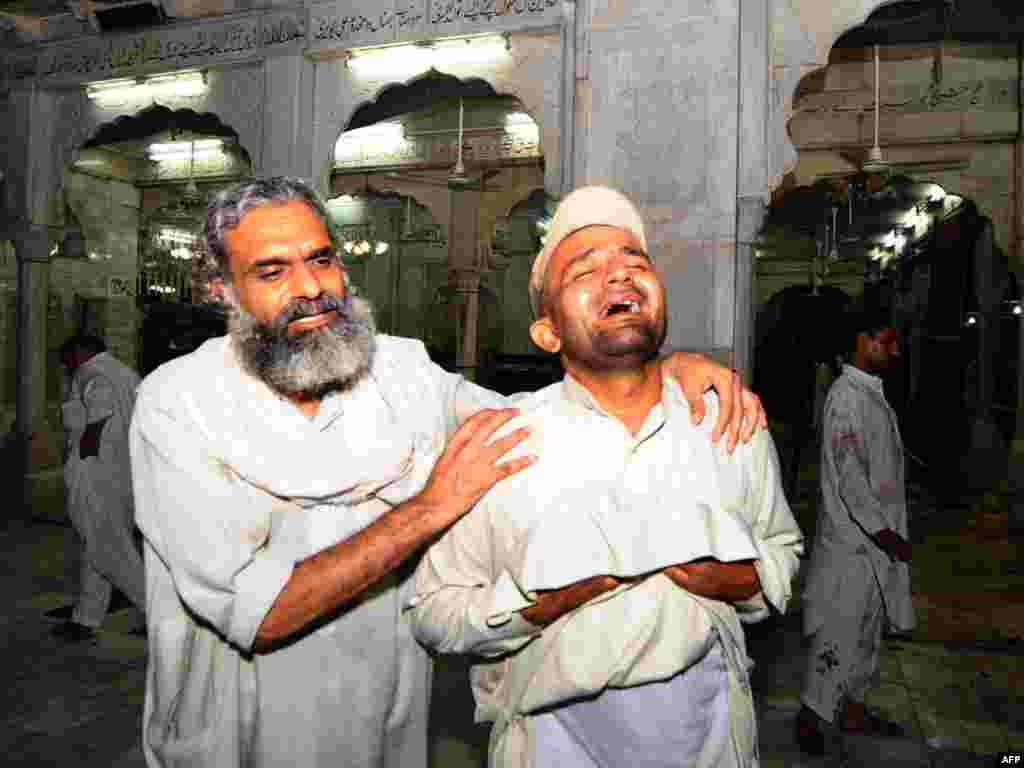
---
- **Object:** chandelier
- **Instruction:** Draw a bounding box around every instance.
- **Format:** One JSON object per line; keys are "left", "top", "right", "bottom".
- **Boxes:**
{"left": 343, "top": 239, "right": 389, "bottom": 257}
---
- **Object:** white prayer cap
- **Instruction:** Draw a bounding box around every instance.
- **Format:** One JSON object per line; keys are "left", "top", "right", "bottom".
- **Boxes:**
{"left": 528, "top": 186, "right": 647, "bottom": 317}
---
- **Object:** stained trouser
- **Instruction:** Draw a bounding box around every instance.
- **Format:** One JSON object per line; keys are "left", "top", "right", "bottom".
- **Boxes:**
{"left": 801, "top": 554, "right": 885, "bottom": 724}
{"left": 65, "top": 456, "right": 145, "bottom": 627}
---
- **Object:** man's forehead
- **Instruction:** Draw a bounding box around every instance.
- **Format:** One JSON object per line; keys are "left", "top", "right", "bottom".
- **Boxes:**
{"left": 225, "top": 201, "right": 331, "bottom": 261}
{"left": 553, "top": 224, "right": 644, "bottom": 260}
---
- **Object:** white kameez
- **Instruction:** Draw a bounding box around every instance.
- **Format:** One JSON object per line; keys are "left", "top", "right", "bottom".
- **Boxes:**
{"left": 408, "top": 376, "right": 804, "bottom": 768}
{"left": 130, "top": 334, "right": 508, "bottom": 768}
{"left": 801, "top": 365, "right": 915, "bottom": 723}
{"left": 62, "top": 352, "right": 144, "bottom": 626}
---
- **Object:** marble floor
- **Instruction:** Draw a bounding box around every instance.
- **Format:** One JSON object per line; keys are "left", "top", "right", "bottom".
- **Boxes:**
{"left": 3, "top": 483, "right": 1021, "bottom": 768}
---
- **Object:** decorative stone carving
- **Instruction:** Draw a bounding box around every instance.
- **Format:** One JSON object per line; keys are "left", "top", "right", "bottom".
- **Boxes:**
{"left": 306, "top": 0, "right": 560, "bottom": 55}
{"left": 334, "top": 127, "right": 541, "bottom": 169}
{"left": 261, "top": 11, "right": 306, "bottom": 49}
{"left": 1, "top": 8, "right": 305, "bottom": 89}
{"left": 795, "top": 78, "right": 1017, "bottom": 116}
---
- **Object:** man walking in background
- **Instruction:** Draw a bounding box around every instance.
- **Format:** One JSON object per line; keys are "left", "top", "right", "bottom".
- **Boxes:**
{"left": 55, "top": 334, "right": 144, "bottom": 643}
{"left": 797, "top": 310, "right": 914, "bottom": 753}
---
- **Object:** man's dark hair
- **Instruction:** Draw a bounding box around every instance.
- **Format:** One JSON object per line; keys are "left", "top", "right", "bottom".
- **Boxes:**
{"left": 60, "top": 334, "right": 107, "bottom": 360}
{"left": 843, "top": 307, "right": 893, "bottom": 355}
{"left": 197, "top": 176, "right": 341, "bottom": 289}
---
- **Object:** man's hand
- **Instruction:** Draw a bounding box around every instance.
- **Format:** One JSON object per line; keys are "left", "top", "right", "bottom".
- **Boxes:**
{"left": 659, "top": 353, "right": 767, "bottom": 453}
{"left": 871, "top": 528, "right": 912, "bottom": 563}
{"left": 663, "top": 558, "right": 761, "bottom": 603}
{"left": 417, "top": 408, "right": 535, "bottom": 530}
{"left": 254, "top": 408, "right": 534, "bottom": 653}
{"left": 79, "top": 419, "right": 108, "bottom": 460}
{"left": 520, "top": 575, "right": 625, "bottom": 628}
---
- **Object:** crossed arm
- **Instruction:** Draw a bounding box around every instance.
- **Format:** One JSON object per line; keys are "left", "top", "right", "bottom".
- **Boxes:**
{"left": 134, "top": 352, "right": 766, "bottom": 654}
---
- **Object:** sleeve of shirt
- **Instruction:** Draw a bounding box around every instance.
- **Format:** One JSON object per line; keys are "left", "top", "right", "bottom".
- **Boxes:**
{"left": 827, "top": 392, "right": 890, "bottom": 536}
{"left": 82, "top": 376, "right": 115, "bottom": 423}
{"left": 130, "top": 388, "right": 294, "bottom": 653}
{"left": 406, "top": 496, "right": 541, "bottom": 658}
{"left": 734, "top": 430, "right": 805, "bottom": 622}
{"left": 441, "top": 371, "right": 515, "bottom": 436}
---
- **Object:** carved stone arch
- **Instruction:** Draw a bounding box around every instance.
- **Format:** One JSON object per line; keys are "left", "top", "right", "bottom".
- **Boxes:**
{"left": 483, "top": 181, "right": 548, "bottom": 256}
{"left": 332, "top": 175, "right": 452, "bottom": 245}
{"left": 335, "top": 68, "right": 545, "bottom": 158}
{"left": 334, "top": 69, "right": 546, "bottom": 243}
{"left": 342, "top": 69, "right": 500, "bottom": 133}
{"left": 771, "top": 0, "right": 897, "bottom": 194}
{"left": 76, "top": 104, "right": 253, "bottom": 168}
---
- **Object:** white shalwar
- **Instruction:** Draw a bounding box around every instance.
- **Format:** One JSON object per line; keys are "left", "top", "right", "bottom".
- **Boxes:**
{"left": 409, "top": 375, "right": 805, "bottom": 768}
{"left": 129, "top": 334, "right": 507, "bottom": 768}
{"left": 62, "top": 351, "right": 144, "bottom": 627}
{"left": 801, "top": 364, "right": 915, "bottom": 724}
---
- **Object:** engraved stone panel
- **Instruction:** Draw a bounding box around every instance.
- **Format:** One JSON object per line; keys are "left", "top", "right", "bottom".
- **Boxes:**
{"left": 3, "top": 14, "right": 268, "bottom": 88}
{"left": 307, "top": 0, "right": 560, "bottom": 56}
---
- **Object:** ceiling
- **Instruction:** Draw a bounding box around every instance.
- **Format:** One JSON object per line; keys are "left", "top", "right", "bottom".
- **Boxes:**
{"left": 835, "top": 1, "right": 1024, "bottom": 47}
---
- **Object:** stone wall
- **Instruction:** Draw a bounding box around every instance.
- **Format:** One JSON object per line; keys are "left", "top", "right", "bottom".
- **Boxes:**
{"left": 578, "top": 0, "right": 742, "bottom": 358}
{"left": 61, "top": 173, "right": 141, "bottom": 367}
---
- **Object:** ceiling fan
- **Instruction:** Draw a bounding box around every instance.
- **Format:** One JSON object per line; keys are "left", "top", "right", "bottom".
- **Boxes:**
{"left": 861, "top": 44, "right": 889, "bottom": 174}
{"left": 828, "top": 40, "right": 968, "bottom": 179}
{"left": 381, "top": 99, "right": 508, "bottom": 190}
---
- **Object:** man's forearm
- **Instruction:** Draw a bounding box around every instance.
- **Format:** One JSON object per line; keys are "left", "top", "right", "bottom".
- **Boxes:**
{"left": 253, "top": 496, "right": 440, "bottom": 652}
{"left": 520, "top": 576, "right": 621, "bottom": 628}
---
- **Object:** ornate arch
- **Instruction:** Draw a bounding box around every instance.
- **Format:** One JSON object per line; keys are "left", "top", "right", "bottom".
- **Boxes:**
{"left": 771, "top": 0, "right": 898, "bottom": 194}
{"left": 76, "top": 104, "right": 252, "bottom": 167}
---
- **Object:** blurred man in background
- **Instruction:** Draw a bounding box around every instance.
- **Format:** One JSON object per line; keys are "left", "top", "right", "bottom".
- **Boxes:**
{"left": 56, "top": 334, "right": 144, "bottom": 643}
{"left": 797, "top": 311, "right": 914, "bottom": 753}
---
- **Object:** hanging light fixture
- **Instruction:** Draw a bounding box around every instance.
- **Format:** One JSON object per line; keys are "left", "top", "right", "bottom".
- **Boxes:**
{"left": 87, "top": 70, "right": 207, "bottom": 105}
{"left": 183, "top": 139, "right": 202, "bottom": 205}
{"left": 862, "top": 44, "right": 890, "bottom": 175}
{"left": 343, "top": 238, "right": 389, "bottom": 257}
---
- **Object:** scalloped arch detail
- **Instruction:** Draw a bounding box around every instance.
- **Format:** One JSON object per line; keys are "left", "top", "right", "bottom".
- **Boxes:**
{"left": 344, "top": 69, "right": 502, "bottom": 133}
{"left": 81, "top": 104, "right": 251, "bottom": 162}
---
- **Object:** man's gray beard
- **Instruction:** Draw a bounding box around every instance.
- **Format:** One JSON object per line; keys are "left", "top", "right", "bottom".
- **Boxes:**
{"left": 227, "top": 290, "right": 377, "bottom": 400}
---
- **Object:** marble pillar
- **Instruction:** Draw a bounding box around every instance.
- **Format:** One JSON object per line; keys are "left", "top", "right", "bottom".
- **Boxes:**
{"left": 734, "top": 0, "right": 769, "bottom": 384}
{"left": 735, "top": 198, "right": 764, "bottom": 383}
{"left": 448, "top": 182, "right": 482, "bottom": 381}
{"left": 11, "top": 225, "right": 52, "bottom": 521}
{"left": 1011, "top": 135, "right": 1024, "bottom": 530}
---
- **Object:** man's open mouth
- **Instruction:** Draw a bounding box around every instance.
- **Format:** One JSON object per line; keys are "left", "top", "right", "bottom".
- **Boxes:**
{"left": 601, "top": 299, "right": 641, "bottom": 318}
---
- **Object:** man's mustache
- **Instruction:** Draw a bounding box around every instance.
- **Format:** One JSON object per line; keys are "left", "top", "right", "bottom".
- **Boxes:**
{"left": 269, "top": 292, "right": 347, "bottom": 332}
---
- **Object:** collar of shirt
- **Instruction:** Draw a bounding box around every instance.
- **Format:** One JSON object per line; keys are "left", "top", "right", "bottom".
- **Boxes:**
{"left": 841, "top": 363, "right": 884, "bottom": 395}
{"left": 81, "top": 351, "right": 109, "bottom": 369}
{"left": 227, "top": 336, "right": 347, "bottom": 433}
{"left": 73, "top": 351, "right": 108, "bottom": 382}
{"left": 559, "top": 371, "right": 682, "bottom": 446}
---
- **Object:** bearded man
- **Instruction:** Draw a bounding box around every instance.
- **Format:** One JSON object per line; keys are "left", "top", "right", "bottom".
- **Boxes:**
{"left": 409, "top": 187, "right": 803, "bottom": 768}
{"left": 129, "top": 177, "right": 766, "bottom": 768}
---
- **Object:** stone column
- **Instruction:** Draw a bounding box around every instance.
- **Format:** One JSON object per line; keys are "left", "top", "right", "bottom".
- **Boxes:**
{"left": 448, "top": 182, "right": 482, "bottom": 381}
{"left": 735, "top": 197, "right": 764, "bottom": 384}
{"left": 11, "top": 224, "right": 52, "bottom": 522}
{"left": 1011, "top": 133, "right": 1024, "bottom": 530}
{"left": 452, "top": 267, "right": 482, "bottom": 382}
{"left": 729, "top": 0, "right": 769, "bottom": 384}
